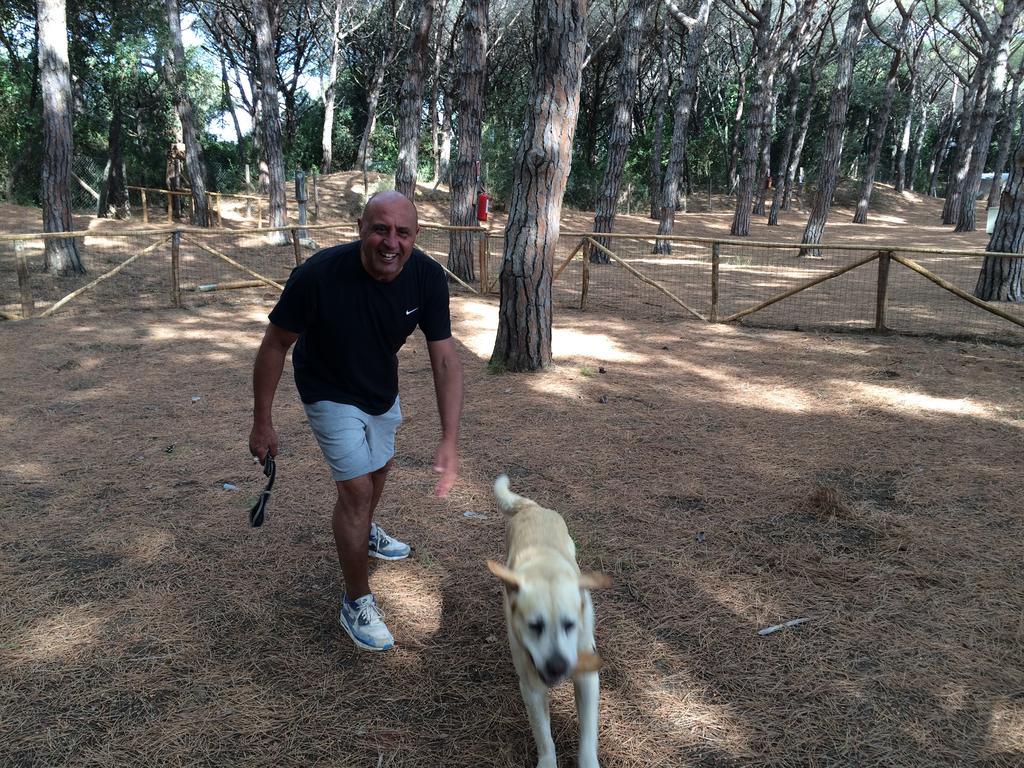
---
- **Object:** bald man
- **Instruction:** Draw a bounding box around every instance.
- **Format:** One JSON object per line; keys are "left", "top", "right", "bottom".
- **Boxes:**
{"left": 250, "top": 191, "right": 463, "bottom": 651}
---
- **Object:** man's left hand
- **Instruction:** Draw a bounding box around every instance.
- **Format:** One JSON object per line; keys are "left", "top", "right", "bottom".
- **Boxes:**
{"left": 433, "top": 440, "right": 458, "bottom": 497}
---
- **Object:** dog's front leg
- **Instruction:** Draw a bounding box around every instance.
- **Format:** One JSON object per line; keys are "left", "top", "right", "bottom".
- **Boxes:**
{"left": 574, "top": 670, "right": 600, "bottom": 768}
{"left": 518, "top": 678, "right": 557, "bottom": 768}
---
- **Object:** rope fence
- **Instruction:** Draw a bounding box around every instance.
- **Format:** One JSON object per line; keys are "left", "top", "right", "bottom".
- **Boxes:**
{"left": 1, "top": 220, "right": 1022, "bottom": 345}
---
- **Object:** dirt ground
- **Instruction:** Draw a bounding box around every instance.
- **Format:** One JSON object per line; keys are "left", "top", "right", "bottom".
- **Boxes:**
{"left": 1, "top": 178, "right": 1023, "bottom": 767}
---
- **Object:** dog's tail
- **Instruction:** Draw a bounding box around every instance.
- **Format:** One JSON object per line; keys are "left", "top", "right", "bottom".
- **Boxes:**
{"left": 493, "top": 474, "right": 526, "bottom": 515}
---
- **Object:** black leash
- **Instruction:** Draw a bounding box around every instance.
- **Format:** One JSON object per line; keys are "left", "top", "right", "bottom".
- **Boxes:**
{"left": 248, "top": 454, "right": 276, "bottom": 528}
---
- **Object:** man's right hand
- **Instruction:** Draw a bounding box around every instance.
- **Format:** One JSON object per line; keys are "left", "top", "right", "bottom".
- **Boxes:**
{"left": 249, "top": 423, "right": 279, "bottom": 464}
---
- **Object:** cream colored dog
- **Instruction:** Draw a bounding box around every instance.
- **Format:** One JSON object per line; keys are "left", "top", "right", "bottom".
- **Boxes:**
{"left": 487, "top": 474, "right": 611, "bottom": 768}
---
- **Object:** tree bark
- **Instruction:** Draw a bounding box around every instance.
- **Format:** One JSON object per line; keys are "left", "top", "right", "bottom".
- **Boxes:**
{"left": 751, "top": 92, "right": 776, "bottom": 217}
{"left": 906, "top": 95, "right": 929, "bottom": 192}
{"left": 852, "top": 11, "right": 911, "bottom": 224}
{"left": 730, "top": 0, "right": 774, "bottom": 237}
{"left": 801, "top": 0, "right": 868, "bottom": 251}
{"left": 654, "top": 0, "right": 711, "bottom": 254}
{"left": 436, "top": 96, "right": 452, "bottom": 185}
{"left": 395, "top": 0, "right": 435, "bottom": 199}
{"left": 320, "top": 0, "right": 345, "bottom": 173}
{"left": 37, "top": 0, "right": 83, "bottom": 275}
{"left": 986, "top": 68, "right": 1023, "bottom": 209}
{"left": 770, "top": 19, "right": 823, "bottom": 226}
{"left": 448, "top": 0, "right": 488, "bottom": 282}
{"left": 253, "top": 0, "right": 289, "bottom": 244}
{"left": 782, "top": 58, "right": 821, "bottom": 212}
{"left": 927, "top": 81, "right": 958, "bottom": 196}
{"left": 955, "top": 1, "right": 1022, "bottom": 232}
{"left": 165, "top": 0, "right": 210, "bottom": 226}
{"left": 589, "top": 0, "right": 648, "bottom": 261}
{"left": 648, "top": 14, "right": 671, "bottom": 220}
{"left": 847, "top": 12, "right": 913, "bottom": 222}
{"left": 942, "top": 62, "right": 985, "bottom": 225}
{"left": 357, "top": 54, "right": 386, "bottom": 183}
{"left": 893, "top": 86, "right": 914, "bottom": 193}
{"left": 98, "top": 94, "right": 129, "bottom": 219}
{"left": 974, "top": 132, "right": 1024, "bottom": 301}
{"left": 491, "top": 0, "right": 586, "bottom": 372}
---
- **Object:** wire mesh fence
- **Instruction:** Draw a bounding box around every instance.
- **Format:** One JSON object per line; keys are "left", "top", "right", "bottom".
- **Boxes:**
{"left": 2, "top": 216, "right": 1023, "bottom": 345}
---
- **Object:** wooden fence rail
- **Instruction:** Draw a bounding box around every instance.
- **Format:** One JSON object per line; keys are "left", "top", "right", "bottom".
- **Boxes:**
{"left": 3, "top": 224, "right": 1021, "bottom": 342}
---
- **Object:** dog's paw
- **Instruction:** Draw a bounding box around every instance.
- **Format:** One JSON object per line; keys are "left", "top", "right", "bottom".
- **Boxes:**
{"left": 536, "top": 759, "right": 557, "bottom": 768}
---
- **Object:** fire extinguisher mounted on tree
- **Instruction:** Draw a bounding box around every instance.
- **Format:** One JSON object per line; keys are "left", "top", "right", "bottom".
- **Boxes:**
{"left": 476, "top": 187, "right": 490, "bottom": 222}
{"left": 474, "top": 159, "right": 490, "bottom": 223}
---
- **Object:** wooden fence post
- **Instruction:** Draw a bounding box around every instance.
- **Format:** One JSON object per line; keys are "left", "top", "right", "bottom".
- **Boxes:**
{"left": 875, "top": 249, "right": 892, "bottom": 332}
{"left": 710, "top": 242, "right": 720, "bottom": 322}
{"left": 170, "top": 230, "right": 182, "bottom": 307}
{"left": 244, "top": 164, "right": 253, "bottom": 219}
{"left": 478, "top": 228, "right": 488, "bottom": 294}
{"left": 166, "top": 190, "right": 173, "bottom": 223}
{"left": 15, "top": 240, "right": 33, "bottom": 318}
{"left": 312, "top": 171, "right": 319, "bottom": 221}
{"left": 256, "top": 199, "right": 263, "bottom": 229}
{"left": 291, "top": 228, "right": 302, "bottom": 265}
{"left": 580, "top": 239, "right": 591, "bottom": 310}
{"left": 295, "top": 171, "right": 309, "bottom": 241}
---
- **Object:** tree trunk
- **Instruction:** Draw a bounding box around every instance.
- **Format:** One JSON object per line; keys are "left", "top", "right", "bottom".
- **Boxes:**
{"left": 358, "top": 55, "right": 386, "bottom": 183}
{"left": 730, "top": 0, "right": 774, "bottom": 237}
{"left": 955, "top": 3, "right": 1021, "bottom": 231}
{"left": 893, "top": 87, "right": 913, "bottom": 193}
{"left": 648, "top": 14, "right": 670, "bottom": 220}
{"left": 768, "top": 72, "right": 800, "bottom": 225}
{"left": 436, "top": 97, "right": 452, "bottom": 186}
{"left": 986, "top": 70, "right": 1023, "bottom": 209}
{"left": 906, "top": 96, "right": 929, "bottom": 192}
{"left": 165, "top": 0, "right": 209, "bottom": 226}
{"left": 853, "top": 17, "right": 908, "bottom": 224}
{"left": 974, "top": 132, "right": 1024, "bottom": 301}
{"left": 801, "top": 0, "right": 868, "bottom": 250}
{"left": 428, "top": 8, "right": 446, "bottom": 186}
{"left": 395, "top": 0, "right": 435, "bottom": 199}
{"left": 582, "top": 56, "right": 610, "bottom": 170}
{"left": 37, "top": 0, "right": 83, "bottom": 275}
{"left": 589, "top": 0, "right": 648, "bottom": 262}
{"left": 448, "top": 0, "right": 487, "bottom": 282}
{"left": 942, "top": 65, "right": 985, "bottom": 225}
{"left": 253, "top": 0, "right": 289, "bottom": 244}
{"left": 927, "top": 83, "right": 958, "bottom": 196}
{"left": 751, "top": 90, "right": 776, "bottom": 218}
{"left": 99, "top": 94, "right": 129, "bottom": 219}
{"left": 893, "top": 31, "right": 926, "bottom": 194}
{"left": 770, "top": 32, "right": 815, "bottom": 226}
{"left": 321, "top": 0, "right": 345, "bottom": 173}
{"left": 220, "top": 53, "right": 246, "bottom": 160}
{"left": 782, "top": 60, "right": 820, "bottom": 212}
{"left": 654, "top": 0, "right": 711, "bottom": 254}
{"left": 491, "top": 0, "right": 586, "bottom": 372}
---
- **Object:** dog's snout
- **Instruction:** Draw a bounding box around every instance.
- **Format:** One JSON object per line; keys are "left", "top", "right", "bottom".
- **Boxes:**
{"left": 544, "top": 655, "right": 569, "bottom": 681}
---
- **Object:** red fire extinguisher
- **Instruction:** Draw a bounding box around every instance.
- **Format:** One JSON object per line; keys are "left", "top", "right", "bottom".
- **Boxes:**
{"left": 476, "top": 190, "right": 490, "bottom": 222}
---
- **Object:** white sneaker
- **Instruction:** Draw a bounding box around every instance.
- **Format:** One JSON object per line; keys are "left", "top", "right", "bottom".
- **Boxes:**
{"left": 368, "top": 523, "right": 411, "bottom": 560}
{"left": 339, "top": 593, "right": 394, "bottom": 651}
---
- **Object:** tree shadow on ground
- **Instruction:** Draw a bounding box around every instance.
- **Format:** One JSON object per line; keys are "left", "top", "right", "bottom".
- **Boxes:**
{"left": 0, "top": 295, "right": 1021, "bottom": 766}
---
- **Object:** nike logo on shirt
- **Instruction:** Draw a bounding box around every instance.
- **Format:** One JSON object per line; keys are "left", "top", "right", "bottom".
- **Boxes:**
{"left": 406, "top": 308, "right": 418, "bottom": 315}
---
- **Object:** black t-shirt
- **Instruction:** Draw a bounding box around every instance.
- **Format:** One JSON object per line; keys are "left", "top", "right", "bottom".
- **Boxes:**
{"left": 268, "top": 241, "right": 451, "bottom": 415}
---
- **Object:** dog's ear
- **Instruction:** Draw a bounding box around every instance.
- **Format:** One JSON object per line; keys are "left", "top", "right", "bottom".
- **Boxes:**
{"left": 578, "top": 571, "right": 612, "bottom": 590}
{"left": 487, "top": 559, "right": 521, "bottom": 591}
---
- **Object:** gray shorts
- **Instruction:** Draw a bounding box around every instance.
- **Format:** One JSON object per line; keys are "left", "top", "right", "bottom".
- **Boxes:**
{"left": 303, "top": 397, "right": 402, "bottom": 481}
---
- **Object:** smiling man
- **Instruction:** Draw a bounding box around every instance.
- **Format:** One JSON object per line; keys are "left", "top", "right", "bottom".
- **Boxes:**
{"left": 249, "top": 190, "right": 464, "bottom": 652}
